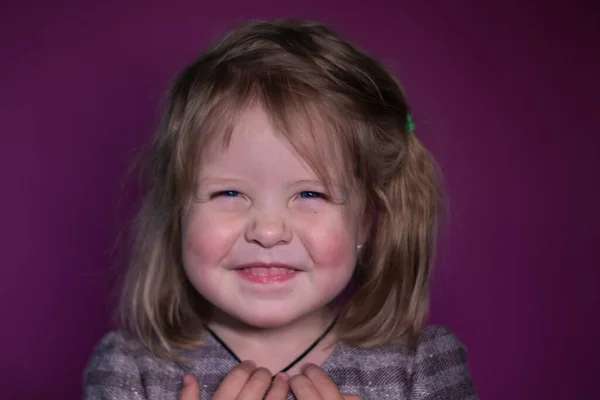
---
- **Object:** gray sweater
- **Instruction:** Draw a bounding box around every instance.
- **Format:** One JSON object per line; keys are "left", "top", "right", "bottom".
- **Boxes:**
{"left": 83, "top": 326, "right": 477, "bottom": 399}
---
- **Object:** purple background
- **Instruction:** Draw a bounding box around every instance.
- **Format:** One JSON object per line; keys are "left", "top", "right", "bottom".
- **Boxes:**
{"left": 2, "top": 1, "right": 599, "bottom": 399}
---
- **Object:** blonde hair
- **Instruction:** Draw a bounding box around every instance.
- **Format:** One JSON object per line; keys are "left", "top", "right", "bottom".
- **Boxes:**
{"left": 120, "top": 19, "right": 442, "bottom": 357}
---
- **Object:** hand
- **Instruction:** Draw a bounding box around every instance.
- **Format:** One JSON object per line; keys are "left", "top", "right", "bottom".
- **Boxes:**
{"left": 289, "top": 364, "right": 362, "bottom": 400}
{"left": 179, "top": 360, "right": 290, "bottom": 400}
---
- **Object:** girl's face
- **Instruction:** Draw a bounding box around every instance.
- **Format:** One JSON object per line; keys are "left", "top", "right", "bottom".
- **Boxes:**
{"left": 182, "top": 107, "right": 368, "bottom": 329}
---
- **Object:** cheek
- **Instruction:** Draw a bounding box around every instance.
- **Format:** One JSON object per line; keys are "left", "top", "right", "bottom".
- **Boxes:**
{"left": 307, "top": 227, "right": 357, "bottom": 300}
{"left": 301, "top": 213, "right": 358, "bottom": 271}
{"left": 182, "top": 210, "right": 241, "bottom": 267}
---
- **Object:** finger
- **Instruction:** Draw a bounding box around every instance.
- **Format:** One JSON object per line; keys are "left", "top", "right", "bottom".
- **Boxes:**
{"left": 213, "top": 361, "right": 256, "bottom": 400}
{"left": 264, "top": 373, "right": 291, "bottom": 400}
{"left": 180, "top": 375, "right": 200, "bottom": 400}
{"left": 236, "top": 367, "right": 272, "bottom": 400}
{"left": 302, "top": 364, "right": 344, "bottom": 400}
{"left": 289, "top": 374, "right": 321, "bottom": 399}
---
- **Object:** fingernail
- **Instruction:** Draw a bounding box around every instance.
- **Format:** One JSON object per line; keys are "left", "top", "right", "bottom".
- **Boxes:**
{"left": 276, "top": 372, "right": 289, "bottom": 382}
{"left": 183, "top": 375, "right": 194, "bottom": 386}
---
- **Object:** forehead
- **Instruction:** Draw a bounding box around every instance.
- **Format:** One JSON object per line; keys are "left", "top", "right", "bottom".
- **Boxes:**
{"left": 199, "top": 108, "right": 312, "bottom": 178}
{"left": 198, "top": 106, "right": 349, "bottom": 187}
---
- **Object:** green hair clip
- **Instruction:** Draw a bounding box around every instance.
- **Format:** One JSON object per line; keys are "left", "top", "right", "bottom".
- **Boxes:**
{"left": 406, "top": 114, "right": 415, "bottom": 133}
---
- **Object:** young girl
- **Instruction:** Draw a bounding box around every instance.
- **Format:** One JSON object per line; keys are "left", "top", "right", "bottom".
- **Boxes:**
{"left": 84, "top": 19, "right": 477, "bottom": 400}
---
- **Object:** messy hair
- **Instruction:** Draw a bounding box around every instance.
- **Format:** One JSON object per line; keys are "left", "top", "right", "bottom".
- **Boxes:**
{"left": 120, "top": 19, "right": 442, "bottom": 357}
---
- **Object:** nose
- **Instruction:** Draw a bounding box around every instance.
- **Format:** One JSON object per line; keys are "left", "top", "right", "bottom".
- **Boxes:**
{"left": 245, "top": 209, "right": 292, "bottom": 248}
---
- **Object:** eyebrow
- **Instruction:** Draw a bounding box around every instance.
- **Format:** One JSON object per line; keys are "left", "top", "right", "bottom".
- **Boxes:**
{"left": 196, "top": 177, "right": 245, "bottom": 186}
{"left": 287, "top": 179, "right": 327, "bottom": 188}
{"left": 196, "top": 177, "right": 333, "bottom": 189}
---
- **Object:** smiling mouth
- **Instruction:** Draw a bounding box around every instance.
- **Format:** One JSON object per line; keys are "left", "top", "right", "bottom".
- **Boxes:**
{"left": 234, "top": 263, "right": 300, "bottom": 284}
{"left": 241, "top": 266, "right": 297, "bottom": 276}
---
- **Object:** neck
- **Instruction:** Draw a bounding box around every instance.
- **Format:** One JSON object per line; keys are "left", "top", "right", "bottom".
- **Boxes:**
{"left": 206, "top": 309, "right": 338, "bottom": 375}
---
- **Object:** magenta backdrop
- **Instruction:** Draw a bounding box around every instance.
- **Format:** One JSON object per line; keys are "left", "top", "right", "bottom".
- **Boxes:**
{"left": 2, "top": 0, "right": 599, "bottom": 399}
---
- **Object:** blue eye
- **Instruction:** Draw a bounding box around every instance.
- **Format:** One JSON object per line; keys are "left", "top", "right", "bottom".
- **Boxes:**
{"left": 299, "top": 191, "right": 324, "bottom": 199}
{"left": 213, "top": 190, "right": 240, "bottom": 198}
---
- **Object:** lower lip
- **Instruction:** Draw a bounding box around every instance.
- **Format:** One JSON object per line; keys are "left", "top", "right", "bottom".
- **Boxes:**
{"left": 235, "top": 269, "right": 299, "bottom": 284}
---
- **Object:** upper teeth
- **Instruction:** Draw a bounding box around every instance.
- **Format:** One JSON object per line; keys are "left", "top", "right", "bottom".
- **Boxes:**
{"left": 243, "top": 267, "right": 296, "bottom": 276}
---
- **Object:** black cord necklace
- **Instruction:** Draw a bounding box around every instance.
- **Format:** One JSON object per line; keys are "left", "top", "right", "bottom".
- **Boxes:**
{"left": 205, "top": 316, "right": 338, "bottom": 377}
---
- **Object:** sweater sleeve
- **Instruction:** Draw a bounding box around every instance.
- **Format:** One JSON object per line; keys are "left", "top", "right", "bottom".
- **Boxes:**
{"left": 83, "top": 331, "right": 147, "bottom": 400}
{"left": 409, "top": 326, "right": 478, "bottom": 400}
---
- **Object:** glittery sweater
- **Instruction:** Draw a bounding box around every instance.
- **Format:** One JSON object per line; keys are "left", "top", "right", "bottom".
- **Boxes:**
{"left": 83, "top": 325, "right": 478, "bottom": 399}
